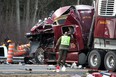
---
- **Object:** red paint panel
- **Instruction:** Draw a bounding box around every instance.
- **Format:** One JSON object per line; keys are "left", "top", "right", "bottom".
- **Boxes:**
{"left": 94, "top": 18, "right": 105, "bottom": 38}
{"left": 75, "top": 25, "right": 84, "bottom": 50}
{"left": 94, "top": 17, "right": 116, "bottom": 39}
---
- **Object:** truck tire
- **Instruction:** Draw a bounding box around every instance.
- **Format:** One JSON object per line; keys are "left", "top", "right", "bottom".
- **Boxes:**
{"left": 78, "top": 52, "right": 87, "bottom": 65}
{"left": 104, "top": 51, "right": 116, "bottom": 71}
{"left": 88, "top": 50, "right": 105, "bottom": 69}
{"left": 35, "top": 48, "right": 44, "bottom": 64}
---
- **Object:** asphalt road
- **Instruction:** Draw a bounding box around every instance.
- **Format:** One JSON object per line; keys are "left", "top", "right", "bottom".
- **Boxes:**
{"left": 0, "top": 64, "right": 88, "bottom": 76}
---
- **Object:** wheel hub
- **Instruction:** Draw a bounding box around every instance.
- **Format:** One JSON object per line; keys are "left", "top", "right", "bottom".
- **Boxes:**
{"left": 107, "top": 56, "right": 114, "bottom": 68}
{"left": 91, "top": 55, "right": 98, "bottom": 66}
{"left": 38, "top": 53, "right": 44, "bottom": 62}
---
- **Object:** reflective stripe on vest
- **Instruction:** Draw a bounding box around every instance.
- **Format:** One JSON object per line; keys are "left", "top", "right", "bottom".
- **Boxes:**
{"left": 61, "top": 35, "right": 70, "bottom": 46}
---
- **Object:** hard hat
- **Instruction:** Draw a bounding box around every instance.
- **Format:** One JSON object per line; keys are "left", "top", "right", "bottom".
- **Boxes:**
{"left": 7, "top": 40, "right": 12, "bottom": 43}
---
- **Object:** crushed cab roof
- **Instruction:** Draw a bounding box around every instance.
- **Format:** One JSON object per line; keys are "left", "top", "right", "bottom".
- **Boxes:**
{"left": 52, "top": 6, "right": 71, "bottom": 20}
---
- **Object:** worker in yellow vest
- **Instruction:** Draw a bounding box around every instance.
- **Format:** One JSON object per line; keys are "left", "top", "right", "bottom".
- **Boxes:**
{"left": 55, "top": 32, "right": 71, "bottom": 67}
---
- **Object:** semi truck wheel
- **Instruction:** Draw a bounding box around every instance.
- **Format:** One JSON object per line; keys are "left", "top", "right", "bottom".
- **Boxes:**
{"left": 88, "top": 50, "right": 105, "bottom": 69}
{"left": 35, "top": 48, "right": 44, "bottom": 64}
{"left": 104, "top": 51, "right": 116, "bottom": 71}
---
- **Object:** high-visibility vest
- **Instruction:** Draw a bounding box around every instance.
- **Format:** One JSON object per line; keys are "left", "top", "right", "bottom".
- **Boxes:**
{"left": 61, "top": 35, "right": 71, "bottom": 46}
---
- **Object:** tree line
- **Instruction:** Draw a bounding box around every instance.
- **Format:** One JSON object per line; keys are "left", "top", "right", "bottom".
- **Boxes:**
{"left": 0, "top": 0, "right": 92, "bottom": 44}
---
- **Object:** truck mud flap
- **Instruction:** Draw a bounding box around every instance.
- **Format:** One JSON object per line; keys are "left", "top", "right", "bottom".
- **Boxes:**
{"left": 29, "top": 41, "right": 40, "bottom": 56}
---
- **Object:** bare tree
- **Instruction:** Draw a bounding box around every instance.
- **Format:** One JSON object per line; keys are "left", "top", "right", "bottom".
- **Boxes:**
{"left": 0, "top": 0, "right": 92, "bottom": 43}
{"left": 37, "top": 0, "right": 54, "bottom": 19}
{"left": 32, "top": 0, "right": 54, "bottom": 25}
{"left": 16, "top": 0, "right": 21, "bottom": 41}
{"left": 32, "top": 0, "right": 39, "bottom": 26}
{"left": 25, "top": 0, "right": 30, "bottom": 32}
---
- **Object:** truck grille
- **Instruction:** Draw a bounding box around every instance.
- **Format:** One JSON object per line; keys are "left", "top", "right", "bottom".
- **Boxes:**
{"left": 98, "top": 0, "right": 116, "bottom": 16}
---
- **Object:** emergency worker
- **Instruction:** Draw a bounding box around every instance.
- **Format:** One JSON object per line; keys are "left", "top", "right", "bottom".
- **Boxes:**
{"left": 6, "top": 40, "right": 12, "bottom": 49}
{"left": 55, "top": 32, "right": 71, "bottom": 66}
{"left": 2, "top": 40, "right": 12, "bottom": 49}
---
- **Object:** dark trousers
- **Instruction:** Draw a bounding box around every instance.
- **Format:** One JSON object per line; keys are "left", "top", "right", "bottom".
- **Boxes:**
{"left": 57, "top": 49, "right": 68, "bottom": 66}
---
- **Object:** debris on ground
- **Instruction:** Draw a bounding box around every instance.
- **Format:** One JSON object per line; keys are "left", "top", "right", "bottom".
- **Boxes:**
{"left": 71, "top": 62, "right": 77, "bottom": 69}
{"left": 0, "top": 74, "right": 71, "bottom": 77}
{"left": 70, "top": 74, "right": 81, "bottom": 77}
{"left": 61, "top": 65, "right": 66, "bottom": 72}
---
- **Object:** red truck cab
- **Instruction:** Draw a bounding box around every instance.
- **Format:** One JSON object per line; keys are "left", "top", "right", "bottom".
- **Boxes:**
{"left": 26, "top": 5, "right": 94, "bottom": 65}
{"left": 51, "top": 5, "right": 94, "bottom": 63}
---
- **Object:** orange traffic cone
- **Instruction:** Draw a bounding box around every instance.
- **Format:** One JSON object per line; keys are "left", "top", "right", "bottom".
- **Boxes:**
{"left": 17, "top": 46, "right": 22, "bottom": 50}
{"left": 56, "top": 65, "right": 60, "bottom": 72}
{"left": 6, "top": 43, "right": 15, "bottom": 64}
{"left": 13, "top": 46, "right": 26, "bottom": 56}
{"left": 23, "top": 44, "right": 30, "bottom": 48}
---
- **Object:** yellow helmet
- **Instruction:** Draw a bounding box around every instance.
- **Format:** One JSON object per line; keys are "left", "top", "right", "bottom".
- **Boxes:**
{"left": 7, "top": 40, "right": 12, "bottom": 43}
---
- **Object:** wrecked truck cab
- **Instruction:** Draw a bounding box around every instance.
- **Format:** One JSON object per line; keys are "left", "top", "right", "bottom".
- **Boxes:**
{"left": 26, "top": 18, "right": 55, "bottom": 64}
{"left": 26, "top": 5, "right": 94, "bottom": 64}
